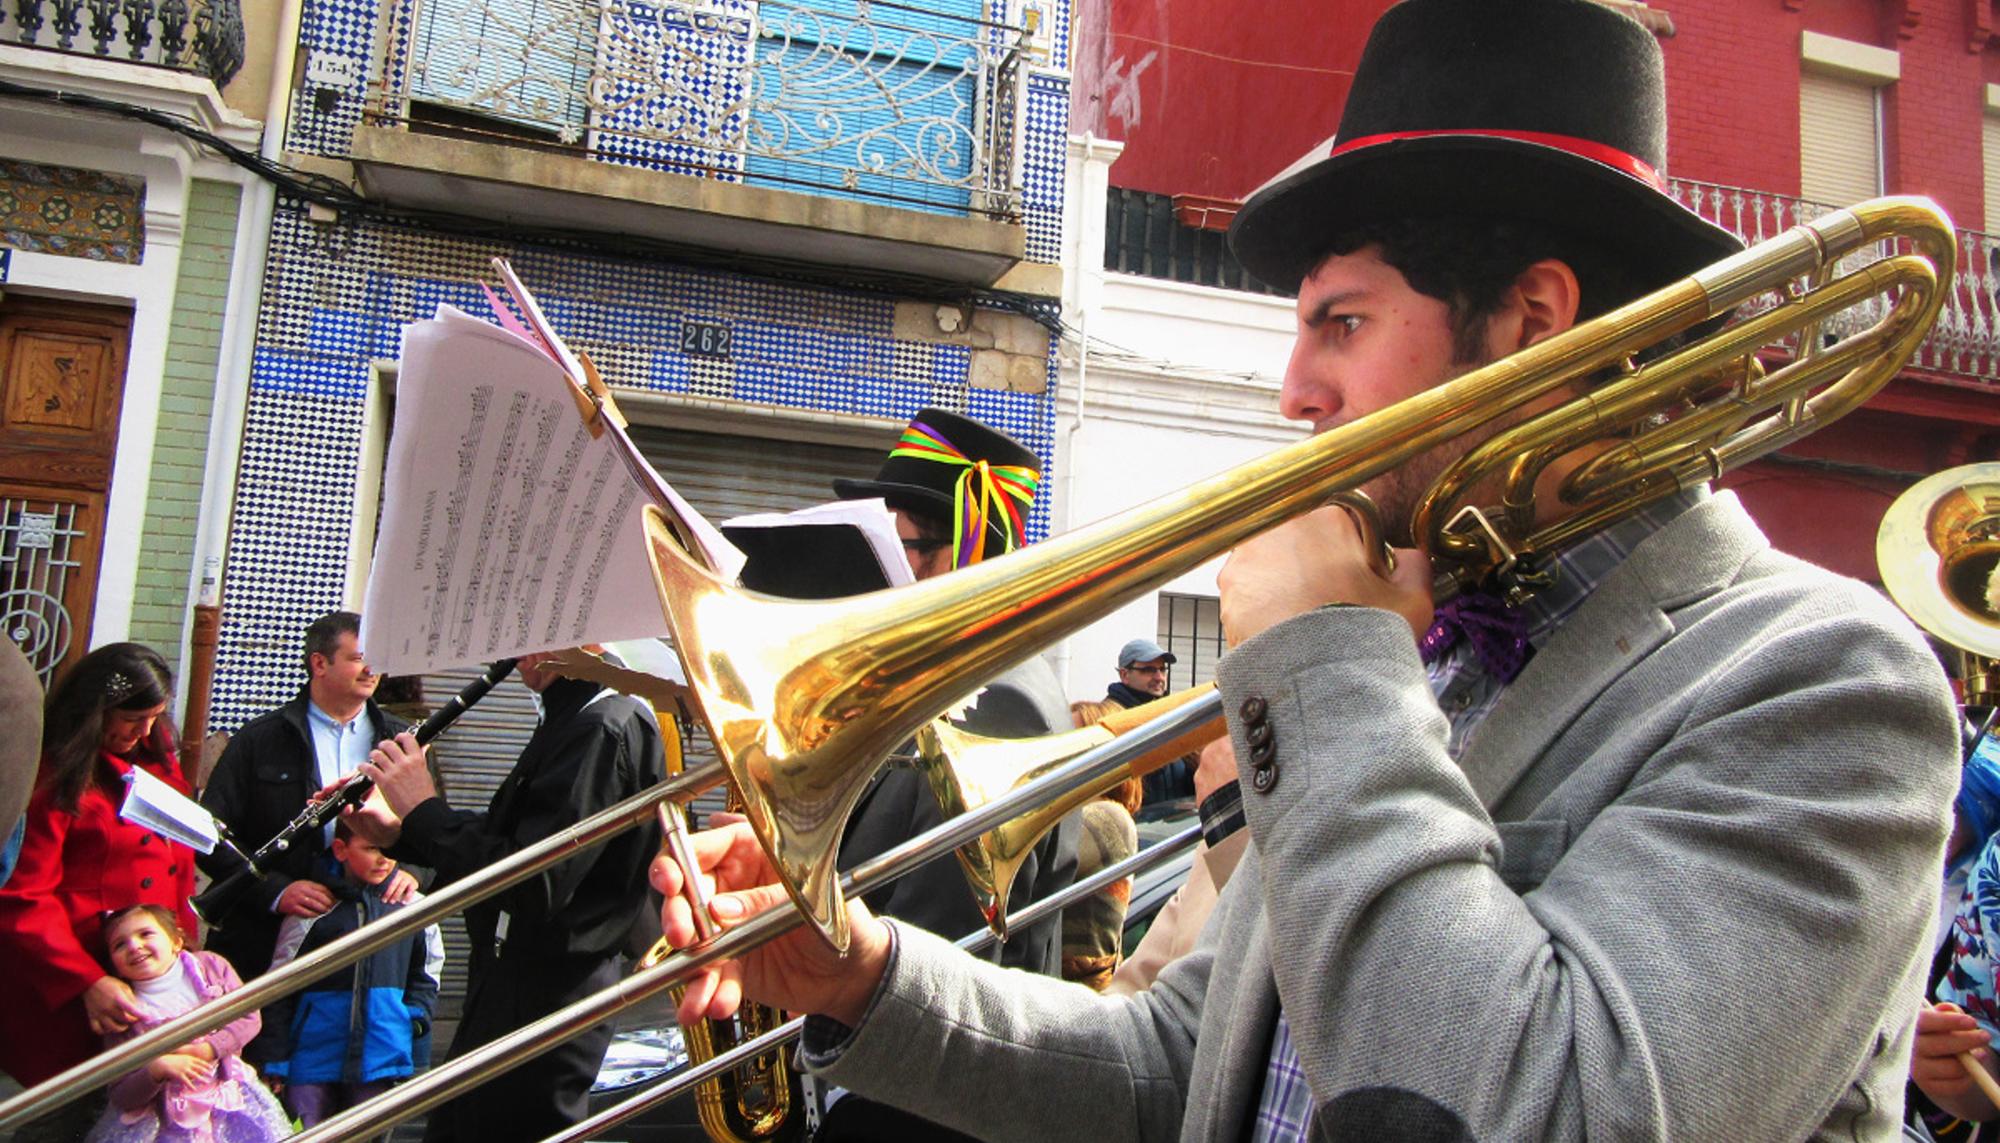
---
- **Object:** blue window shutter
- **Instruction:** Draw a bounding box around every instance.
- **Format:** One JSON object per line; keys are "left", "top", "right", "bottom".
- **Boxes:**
{"left": 745, "top": 0, "right": 986, "bottom": 213}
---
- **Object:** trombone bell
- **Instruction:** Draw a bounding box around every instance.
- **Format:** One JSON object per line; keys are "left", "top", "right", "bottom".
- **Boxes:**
{"left": 920, "top": 684, "right": 1226, "bottom": 937}
{"left": 920, "top": 720, "right": 1116, "bottom": 935}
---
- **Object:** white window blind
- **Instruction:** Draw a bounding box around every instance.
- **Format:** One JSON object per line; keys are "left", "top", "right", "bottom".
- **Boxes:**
{"left": 1984, "top": 114, "right": 2000, "bottom": 233}
{"left": 1800, "top": 71, "right": 1881, "bottom": 210}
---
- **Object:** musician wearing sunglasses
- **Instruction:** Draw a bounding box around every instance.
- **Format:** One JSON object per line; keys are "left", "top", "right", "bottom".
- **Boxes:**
{"left": 652, "top": 1, "right": 1959, "bottom": 1139}
{"left": 816, "top": 408, "right": 1082, "bottom": 1142}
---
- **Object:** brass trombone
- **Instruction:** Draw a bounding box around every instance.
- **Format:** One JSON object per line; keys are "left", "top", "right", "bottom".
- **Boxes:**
{"left": 639, "top": 196, "right": 1956, "bottom": 952}
{"left": 0, "top": 195, "right": 1956, "bottom": 1136}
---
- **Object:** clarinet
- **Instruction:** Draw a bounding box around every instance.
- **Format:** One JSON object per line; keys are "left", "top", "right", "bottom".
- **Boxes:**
{"left": 193, "top": 657, "right": 518, "bottom": 927}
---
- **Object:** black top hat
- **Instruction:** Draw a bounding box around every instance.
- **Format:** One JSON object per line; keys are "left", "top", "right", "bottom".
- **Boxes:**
{"left": 833, "top": 407, "right": 1042, "bottom": 566}
{"left": 1229, "top": 0, "right": 1743, "bottom": 295}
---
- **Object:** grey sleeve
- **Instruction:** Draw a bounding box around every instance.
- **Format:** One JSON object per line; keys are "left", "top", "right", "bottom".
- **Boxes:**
{"left": 807, "top": 916, "right": 1213, "bottom": 1143}
{"left": 1219, "top": 602, "right": 1956, "bottom": 1140}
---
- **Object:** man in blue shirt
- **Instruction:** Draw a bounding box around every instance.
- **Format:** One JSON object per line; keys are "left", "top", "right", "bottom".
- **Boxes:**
{"left": 197, "top": 610, "right": 414, "bottom": 1066}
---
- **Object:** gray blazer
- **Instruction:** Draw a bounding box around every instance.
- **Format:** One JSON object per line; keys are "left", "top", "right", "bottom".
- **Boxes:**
{"left": 807, "top": 493, "right": 1959, "bottom": 1141}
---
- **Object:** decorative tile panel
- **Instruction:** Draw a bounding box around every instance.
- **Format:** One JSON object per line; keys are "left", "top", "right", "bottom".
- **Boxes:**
{"left": 210, "top": 386, "right": 369, "bottom": 721}
{"left": 0, "top": 160, "right": 144, "bottom": 264}
{"left": 1021, "top": 72, "right": 1066, "bottom": 262}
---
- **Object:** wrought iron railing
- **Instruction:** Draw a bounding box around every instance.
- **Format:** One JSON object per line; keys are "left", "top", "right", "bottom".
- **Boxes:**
{"left": 0, "top": 0, "right": 244, "bottom": 85}
{"left": 1669, "top": 177, "right": 2000, "bottom": 386}
{"left": 370, "top": 0, "right": 1030, "bottom": 218}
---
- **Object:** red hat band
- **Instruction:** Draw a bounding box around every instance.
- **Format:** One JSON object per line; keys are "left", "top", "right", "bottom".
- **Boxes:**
{"left": 1328, "top": 129, "right": 1665, "bottom": 192}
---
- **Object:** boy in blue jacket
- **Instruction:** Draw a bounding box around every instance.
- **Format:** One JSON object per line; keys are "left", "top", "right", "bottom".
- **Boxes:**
{"left": 265, "top": 818, "right": 443, "bottom": 1127}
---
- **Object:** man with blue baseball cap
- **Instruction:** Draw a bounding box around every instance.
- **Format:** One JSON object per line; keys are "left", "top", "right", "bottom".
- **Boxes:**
{"left": 1105, "top": 638, "right": 1175, "bottom": 709}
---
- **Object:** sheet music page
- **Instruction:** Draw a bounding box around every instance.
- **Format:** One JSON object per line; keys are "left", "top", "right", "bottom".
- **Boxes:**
{"left": 490, "top": 259, "right": 745, "bottom": 579}
{"left": 360, "top": 306, "right": 734, "bottom": 675}
{"left": 120, "top": 767, "right": 219, "bottom": 854}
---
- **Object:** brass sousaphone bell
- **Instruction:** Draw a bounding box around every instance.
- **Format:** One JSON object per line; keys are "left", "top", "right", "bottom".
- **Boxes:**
{"left": 1878, "top": 462, "right": 2000, "bottom": 701}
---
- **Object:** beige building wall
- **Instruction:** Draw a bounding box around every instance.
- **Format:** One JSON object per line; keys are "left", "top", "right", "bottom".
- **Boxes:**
{"left": 220, "top": 0, "right": 288, "bottom": 124}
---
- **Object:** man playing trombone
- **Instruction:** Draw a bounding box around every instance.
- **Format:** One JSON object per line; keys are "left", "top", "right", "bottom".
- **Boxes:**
{"left": 650, "top": 0, "right": 1961, "bottom": 1138}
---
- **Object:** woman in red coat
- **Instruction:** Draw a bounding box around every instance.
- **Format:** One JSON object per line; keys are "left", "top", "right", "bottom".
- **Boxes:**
{"left": 0, "top": 643, "right": 200, "bottom": 1105}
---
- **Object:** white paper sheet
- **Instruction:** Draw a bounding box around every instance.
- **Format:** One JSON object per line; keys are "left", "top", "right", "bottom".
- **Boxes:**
{"left": 120, "top": 767, "right": 220, "bottom": 854}
{"left": 359, "top": 305, "right": 736, "bottom": 675}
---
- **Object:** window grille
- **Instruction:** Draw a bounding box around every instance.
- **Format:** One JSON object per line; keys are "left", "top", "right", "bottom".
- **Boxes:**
{"left": 1156, "top": 592, "right": 1224, "bottom": 693}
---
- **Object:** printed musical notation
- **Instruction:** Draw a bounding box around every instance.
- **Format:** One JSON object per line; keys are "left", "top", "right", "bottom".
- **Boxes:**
{"left": 360, "top": 285, "right": 741, "bottom": 677}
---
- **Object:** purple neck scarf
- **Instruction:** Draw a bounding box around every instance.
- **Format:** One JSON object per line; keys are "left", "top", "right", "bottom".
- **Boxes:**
{"left": 1418, "top": 589, "right": 1533, "bottom": 684}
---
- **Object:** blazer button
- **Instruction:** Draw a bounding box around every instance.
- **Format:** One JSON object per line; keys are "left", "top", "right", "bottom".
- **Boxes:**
{"left": 1252, "top": 762, "right": 1278, "bottom": 793}
{"left": 1249, "top": 739, "right": 1276, "bottom": 767}
{"left": 169, "top": 865, "right": 179, "bottom": 874}
{"left": 140, "top": 877, "right": 154, "bottom": 889}
{"left": 1240, "top": 697, "right": 1268, "bottom": 723}
{"left": 139, "top": 835, "right": 151, "bottom": 846}
{"left": 1246, "top": 722, "right": 1273, "bottom": 750}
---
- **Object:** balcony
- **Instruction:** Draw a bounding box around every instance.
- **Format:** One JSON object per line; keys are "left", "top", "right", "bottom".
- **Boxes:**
{"left": 1669, "top": 178, "right": 2000, "bottom": 389}
{"left": 1098, "top": 177, "right": 2000, "bottom": 390}
{"left": 0, "top": 0, "right": 242, "bottom": 84}
{"left": 348, "top": 0, "right": 1043, "bottom": 288}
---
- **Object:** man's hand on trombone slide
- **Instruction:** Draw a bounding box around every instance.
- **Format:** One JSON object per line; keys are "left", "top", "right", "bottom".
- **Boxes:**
{"left": 650, "top": 816, "right": 891, "bottom": 1029}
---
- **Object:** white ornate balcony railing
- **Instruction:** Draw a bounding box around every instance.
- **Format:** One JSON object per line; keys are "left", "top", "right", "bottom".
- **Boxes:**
{"left": 1669, "top": 177, "right": 2000, "bottom": 386}
{"left": 371, "top": 0, "right": 1030, "bottom": 218}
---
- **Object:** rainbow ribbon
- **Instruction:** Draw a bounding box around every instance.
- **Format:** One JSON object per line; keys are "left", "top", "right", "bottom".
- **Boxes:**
{"left": 890, "top": 422, "right": 1039, "bottom": 568}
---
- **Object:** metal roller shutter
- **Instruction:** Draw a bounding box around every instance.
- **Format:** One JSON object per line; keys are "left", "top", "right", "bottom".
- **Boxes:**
{"left": 1800, "top": 72, "right": 1880, "bottom": 210}
{"left": 413, "top": 423, "right": 885, "bottom": 1022}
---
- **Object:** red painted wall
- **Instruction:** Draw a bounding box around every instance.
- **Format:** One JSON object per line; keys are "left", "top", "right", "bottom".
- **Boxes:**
{"left": 1070, "top": 0, "right": 1393, "bottom": 199}
{"left": 1658, "top": 3, "right": 1803, "bottom": 194}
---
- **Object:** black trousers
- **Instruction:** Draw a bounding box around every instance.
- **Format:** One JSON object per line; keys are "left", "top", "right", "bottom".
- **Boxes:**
{"left": 421, "top": 951, "right": 619, "bottom": 1143}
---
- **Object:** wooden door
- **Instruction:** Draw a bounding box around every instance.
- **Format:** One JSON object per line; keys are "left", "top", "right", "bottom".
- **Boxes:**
{"left": 0, "top": 297, "right": 131, "bottom": 685}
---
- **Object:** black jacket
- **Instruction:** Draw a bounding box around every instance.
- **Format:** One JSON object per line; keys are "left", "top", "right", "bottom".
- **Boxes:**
{"left": 197, "top": 688, "right": 411, "bottom": 981}
{"left": 838, "top": 657, "right": 1080, "bottom": 975}
{"left": 390, "top": 677, "right": 665, "bottom": 971}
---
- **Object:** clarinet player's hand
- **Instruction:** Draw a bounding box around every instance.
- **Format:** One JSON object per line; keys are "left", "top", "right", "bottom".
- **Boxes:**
{"left": 651, "top": 818, "right": 890, "bottom": 1029}
{"left": 360, "top": 732, "right": 438, "bottom": 820}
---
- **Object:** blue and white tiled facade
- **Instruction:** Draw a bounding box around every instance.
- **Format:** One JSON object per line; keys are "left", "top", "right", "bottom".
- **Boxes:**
{"left": 211, "top": 0, "right": 1074, "bottom": 729}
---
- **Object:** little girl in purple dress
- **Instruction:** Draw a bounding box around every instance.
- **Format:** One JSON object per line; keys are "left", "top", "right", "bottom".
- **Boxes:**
{"left": 86, "top": 905, "right": 292, "bottom": 1143}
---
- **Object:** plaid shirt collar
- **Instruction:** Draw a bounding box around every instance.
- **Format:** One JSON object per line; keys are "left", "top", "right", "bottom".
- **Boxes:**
{"left": 1427, "top": 486, "right": 1705, "bottom": 758}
